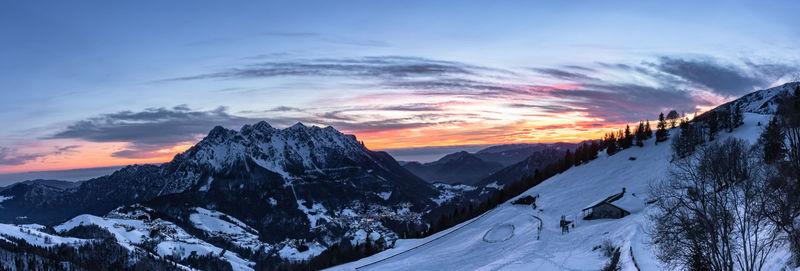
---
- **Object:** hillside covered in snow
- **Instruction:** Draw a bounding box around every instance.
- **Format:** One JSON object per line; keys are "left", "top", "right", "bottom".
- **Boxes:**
{"left": 328, "top": 83, "right": 800, "bottom": 270}
{"left": 0, "top": 82, "right": 798, "bottom": 270}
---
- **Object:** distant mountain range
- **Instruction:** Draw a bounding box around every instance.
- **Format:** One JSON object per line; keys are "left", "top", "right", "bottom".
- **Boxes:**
{"left": 2, "top": 82, "right": 798, "bottom": 270}
{"left": 403, "top": 143, "right": 578, "bottom": 186}
{"left": 0, "top": 179, "right": 81, "bottom": 192}
{"left": 476, "top": 146, "right": 573, "bottom": 186}
{"left": 0, "top": 122, "right": 446, "bottom": 268}
{"left": 402, "top": 151, "right": 503, "bottom": 185}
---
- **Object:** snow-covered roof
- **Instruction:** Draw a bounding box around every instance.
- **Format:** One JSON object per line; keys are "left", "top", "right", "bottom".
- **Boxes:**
{"left": 608, "top": 194, "right": 645, "bottom": 213}
{"left": 582, "top": 191, "right": 644, "bottom": 213}
{"left": 582, "top": 197, "right": 611, "bottom": 211}
{"left": 581, "top": 191, "right": 624, "bottom": 211}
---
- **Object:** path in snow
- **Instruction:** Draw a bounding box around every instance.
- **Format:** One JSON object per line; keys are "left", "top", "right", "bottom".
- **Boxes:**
{"left": 351, "top": 205, "right": 544, "bottom": 271}
{"left": 483, "top": 224, "right": 515, "bottom": 243}
{"left": 325, "top": 113, "right": 785, "bottom": 271}
{"left": 354, "top": 206, "right": 504, "bottom": 270}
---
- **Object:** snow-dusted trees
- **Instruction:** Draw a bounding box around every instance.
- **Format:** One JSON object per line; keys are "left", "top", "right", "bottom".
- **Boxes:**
{"left": 671, "top": 118, "right": 705, "bottom": 159}
{"left": 651, "top": 138, "right": 779, "bottom": 271}
{"left": 601, "top": 119, "right": 655, "bottom": 154}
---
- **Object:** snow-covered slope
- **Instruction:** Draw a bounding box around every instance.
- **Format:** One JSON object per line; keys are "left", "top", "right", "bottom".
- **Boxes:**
{"left": 53, "top": 206, "right": 256, "bottom": 271}
{"left": 734, "top": 82, "right": 799, "bottom": 114}
{"left": 2, "top": 83, "right": 796, "bottom": 270}
{"left": 328, "top": 112, "right": 777, "bottom": 271}
{"left": 0, "top": 223, "right": 86, "bottom": 248}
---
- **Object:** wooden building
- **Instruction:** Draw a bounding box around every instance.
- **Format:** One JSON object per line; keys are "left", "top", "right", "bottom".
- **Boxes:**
{"left": 581, "top": 188, "right": 643, "bottom": 220}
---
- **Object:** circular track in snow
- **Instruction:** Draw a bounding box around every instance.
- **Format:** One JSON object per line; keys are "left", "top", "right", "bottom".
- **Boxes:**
{"left": 483, "top": 224, "right": 514, "bottom": 243}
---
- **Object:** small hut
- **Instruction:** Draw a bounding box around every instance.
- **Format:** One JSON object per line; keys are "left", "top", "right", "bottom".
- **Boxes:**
{"left": 582, "top": 188, "right": 643, "bottom": 220}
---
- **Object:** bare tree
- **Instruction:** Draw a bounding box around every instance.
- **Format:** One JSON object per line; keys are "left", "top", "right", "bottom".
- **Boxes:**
{"left": 650, "top": 138, "right": 779, "bottom": 271}
{"left": 762, "top": 166, "right": 800, "bottom": 266}
{"left": 762, "top": 85, "right": 800, "bottom": 265}
{"left": 777, "top": 86, "right": 800, "bottom": 173}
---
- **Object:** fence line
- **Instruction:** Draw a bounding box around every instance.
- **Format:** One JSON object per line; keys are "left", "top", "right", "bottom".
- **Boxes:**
{"left": 629, "top": 246, "right": 641, "bottom": 271}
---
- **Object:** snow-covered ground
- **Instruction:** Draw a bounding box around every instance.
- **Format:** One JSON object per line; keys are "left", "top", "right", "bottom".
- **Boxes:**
{"left": 0, "top": 111, "right": 792, "bottom": 270}
{"left": 0, "top": 223, "right": 85, "bottom": 247}
{"left": 329, "top": 113, "right": 782, "bottom": 271}
{"left": 54, "top": 213, "right": 255, "bottom": 271}
{"left": 189, "top": 207, "right": 266, "bottom": 251}
{"left": 433, "top": 183, "right": 477, "bottom": 205}
{"left": 278, "top": 241, "right": 328, "bottom": 262}
{"left": 296, "top": 200, "right": 333, "bottom": 228}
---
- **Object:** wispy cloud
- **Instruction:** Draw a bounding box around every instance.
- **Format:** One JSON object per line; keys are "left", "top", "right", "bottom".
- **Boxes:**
{"left": 48, "top": 106, "right": 262, "bottom": 159}
{"left": 650, "top": 56, "right": 798, "bottom": 96}
{"left": 164, "top": 56, "right": 514, "bottom": 84}
{"left": 529, "top": 68, "right": 597, "bottom": 81}
{"left": 266, "top": 106, "right": 305, "bottom": 112}
{"left": 0, "top": 145, "right": 80, "bottom": 166}
{"left": 37, "top": 55, "right": 798, "bottom": 162}
{"left": 152, "top": 54, "right": 796, "bottom": 140}
{"left": 0, "top": 147, "right": 44, "bottom": 166}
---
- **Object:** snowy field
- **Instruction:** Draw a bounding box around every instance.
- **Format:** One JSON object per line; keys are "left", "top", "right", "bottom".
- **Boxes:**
{"left": 329, "top": 113, "right": 785, "bottom": 271}
{"left": 0, "top": 113, "right": 794, "bottom": 270}
{"left": 54, "top": 213, "right": 255, "bottom": 271}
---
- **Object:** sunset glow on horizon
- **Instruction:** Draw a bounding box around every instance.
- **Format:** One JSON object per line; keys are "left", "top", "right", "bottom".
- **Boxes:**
{"left": 2, "top": 1, "right": 799, "bottom": 179}
{"left": 0, "top": 102, "right": 719, "bottom": 175}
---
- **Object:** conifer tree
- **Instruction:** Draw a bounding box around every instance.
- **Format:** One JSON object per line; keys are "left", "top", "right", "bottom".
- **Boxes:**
{"left": 563, "top": 149, "right": 573, "bottom": 171}
{"left": 645, "top": 120, "right": 653, "bottom": 138}
{"left": 760, "top": 116, "right": 785, "bottom": 164}
{"left": 622, "top": 125, "right": 633, "bottom": 149}
{"left": 605, "top": 133, "right": 618, "bottom": 155}
{"left": 656, "top": 112, "right": 669, "bottom": 143}
{"left": 672, "top": 118, "right": 697, "bottom": 158}
{"left": 732, "top": 103, "right": 743, "bottom": 127}
{"left": 635, "top": 121, "right": 646, "bottom": 147}
{"left": 708, "top": 111, "right": 718, "bottom": 141}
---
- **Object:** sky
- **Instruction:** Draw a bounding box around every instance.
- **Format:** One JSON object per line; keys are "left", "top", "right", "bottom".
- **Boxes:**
{"left": 1, "top": 0, "right": 799, "bottom": 183}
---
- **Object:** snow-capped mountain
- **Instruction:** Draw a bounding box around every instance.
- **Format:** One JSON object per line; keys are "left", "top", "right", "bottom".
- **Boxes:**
{"left": 732, "top": 81, "right": 799, "bottom": 114}
{"left": 2, "top": 83, "right": 798, "bottom": 270}
{"left": 0, "top": 122, "right": 441, "bottom": 269}
{"left": 0, "top": 122, "right": 436, "bottom": 224}
{"left": 162, "top": 121, "right": 422, "bottom": 194}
